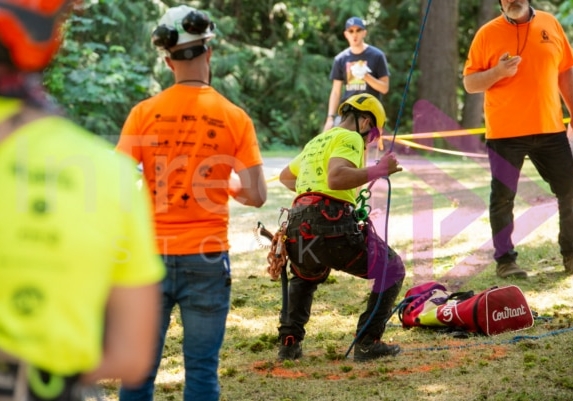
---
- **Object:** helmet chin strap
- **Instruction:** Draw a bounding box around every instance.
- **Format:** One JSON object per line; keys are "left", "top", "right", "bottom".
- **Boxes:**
{"left": 353, "top": 112, "right": 361, "bottom": 134}
{"left": 169, "top": 44, "right": 207, "bottom": 61}
{"left": 353, "top": 112, "right": 371, "bottom": 138}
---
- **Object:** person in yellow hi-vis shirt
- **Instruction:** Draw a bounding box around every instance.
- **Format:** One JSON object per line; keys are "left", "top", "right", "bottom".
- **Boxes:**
{"left": 0, "top": 1, "right": 165, "bottom": 400}
{"left": 277, "top": 94, "right": 404, "bottom": 362}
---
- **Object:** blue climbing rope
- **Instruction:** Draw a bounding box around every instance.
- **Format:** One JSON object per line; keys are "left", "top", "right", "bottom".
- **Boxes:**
{"left": 346, "top": 0, "right": 435, "bottom": 358}
{"left": 402, "top": 326, "right": 573, "bottom": 353}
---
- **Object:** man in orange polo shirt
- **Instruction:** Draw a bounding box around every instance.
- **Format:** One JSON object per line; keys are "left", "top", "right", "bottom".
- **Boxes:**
{"left": 463, "top": 0, "right": 573, "bottom": 278}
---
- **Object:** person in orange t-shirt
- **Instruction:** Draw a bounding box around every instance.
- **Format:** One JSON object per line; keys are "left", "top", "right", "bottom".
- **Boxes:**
{"left": 463, "top": 0, "right": 573, "bottom": 279}
{"left": 115, "top": 5, "right": 267, "bottom": 401}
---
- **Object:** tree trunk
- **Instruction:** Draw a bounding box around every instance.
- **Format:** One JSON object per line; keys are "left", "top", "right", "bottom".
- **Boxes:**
{"left": 414, "top": 0, "right": 460, "bottom": 152}
{"left": 461, "top": 0, "right": 497, "bottom": 129}
{"left": 417, "top": 0, "right": 458, "bottom": 122}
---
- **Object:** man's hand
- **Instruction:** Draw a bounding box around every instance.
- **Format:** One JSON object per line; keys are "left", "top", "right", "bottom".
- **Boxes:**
{"left": 367, "top": 152, "right": 402, "bottom": 181}
{"left": 228, "top": 173, "right": 241, "bottom": 198}
{"left": 351, "top": 63, "right": 371, "bottom": 80}
{"left": 497, "top": 52, "right": 521, "bottom": 78}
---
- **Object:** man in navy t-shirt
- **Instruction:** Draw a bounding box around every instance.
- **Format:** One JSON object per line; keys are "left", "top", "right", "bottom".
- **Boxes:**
{"left": 323, "top": 16, "right": 390, "bottom": 131}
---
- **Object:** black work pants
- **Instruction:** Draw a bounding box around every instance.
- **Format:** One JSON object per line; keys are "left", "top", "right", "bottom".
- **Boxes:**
{"left": 487, "top": 133, "right": 573, "bottom": 263}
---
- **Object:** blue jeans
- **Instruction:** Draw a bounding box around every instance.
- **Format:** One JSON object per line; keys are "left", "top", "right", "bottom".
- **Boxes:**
{"left": 119, "top": 253, "right": 231, "bottom": 401}
{"left": 486, "top": 133, "right": 573, "bottom": 263}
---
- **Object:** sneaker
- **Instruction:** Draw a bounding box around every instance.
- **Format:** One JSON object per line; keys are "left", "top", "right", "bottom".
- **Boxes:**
{"left": 496, "top": 261, "right": 527, "bottom": 279}
{"left": 354, "top": 339, "right": 401, "bottom": 362}
{"left": 564, "top": 256, "right": 573, "bottom": 275}
{"left": 278, "top": 335, "right": 302, "bottom": 360}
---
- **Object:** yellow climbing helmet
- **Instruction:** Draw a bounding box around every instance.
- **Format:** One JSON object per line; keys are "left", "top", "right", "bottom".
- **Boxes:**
{"left": 337, "top": 93, "right": 386, "bottom": 130}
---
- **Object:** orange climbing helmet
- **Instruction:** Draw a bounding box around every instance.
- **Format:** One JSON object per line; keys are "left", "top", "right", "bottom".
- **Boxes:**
{"left": 0, "top": 0, "right": 71, "bottom": 71}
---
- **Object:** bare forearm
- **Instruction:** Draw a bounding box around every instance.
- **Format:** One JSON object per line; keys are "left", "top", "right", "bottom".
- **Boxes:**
{"left": 328, "top": 165, "right": 369, "bottom": 190}
{"left": 279, "top": 166, "right": 297, "bottom": 192}
{"left": 365, "top": 75, "right": 389, "bottom": 95}
{"left": 328, "top": 166, "right": 399, "bottom": 189}
{"left": 323, "top": 81, "right": 343, "bottom": 131}
{"left": 326, "top": 85, "right": 341, "bottom": 117}
{"left": 81, "top": 285, "right": 161, "bottom": 387}
{"left": 328, "top": 154, "right": 401, "bottom": 190}
{"left": 464, "top": 53, "right": 521, "bottom": 94}
{"left": 463, "top": 69, "right": 503, "bottom": 93}
{"left": 559, "top": 67, "right": 573, "bottom": 117}
{"left": 230, "top": 165, "right": 267, "bottom": 207}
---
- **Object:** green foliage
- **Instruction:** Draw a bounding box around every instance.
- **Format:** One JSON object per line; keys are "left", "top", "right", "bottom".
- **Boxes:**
{"left": 557, "top": 0, "right": 573, "bottom": 36}
{"left": 205, "top": 1, "right": 337, "bottom": 145}
{"left": 44, "top": 1, "right": 161, "bottom": 141}
{"left": 43, "top": 0, "right": 573, "bottom": 148}
{"left": 372, "top": 0, "right": 421, "bottom": 134}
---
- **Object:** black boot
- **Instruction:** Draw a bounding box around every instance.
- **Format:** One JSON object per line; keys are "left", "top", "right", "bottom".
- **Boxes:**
{"left": 354, "top": 336, "right": 400, "bottom": 361}
{"left": 278, "top": 335, "right": 303, "bottom": 360}
{"left": 354, "top": 280, "right": 402, "bottom": 361}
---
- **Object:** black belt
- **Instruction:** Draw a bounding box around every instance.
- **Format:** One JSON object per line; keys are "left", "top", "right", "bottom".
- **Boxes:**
{"left": 289, "top": 203, "right": 354, "bottom": 220}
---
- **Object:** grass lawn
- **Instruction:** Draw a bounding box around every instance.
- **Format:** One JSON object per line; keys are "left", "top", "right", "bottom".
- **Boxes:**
{"left": 101, "top": 153, "right": 573, "bottom": 401}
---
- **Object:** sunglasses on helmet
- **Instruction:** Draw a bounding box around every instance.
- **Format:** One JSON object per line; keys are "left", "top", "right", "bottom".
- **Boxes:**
{"left": 152, "top": 9, "right": 215, "bottom": 49}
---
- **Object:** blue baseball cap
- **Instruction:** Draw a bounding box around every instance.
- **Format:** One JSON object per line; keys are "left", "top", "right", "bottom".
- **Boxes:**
{"left": 345, "top": 17, "right": 366, "bottom": 30}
